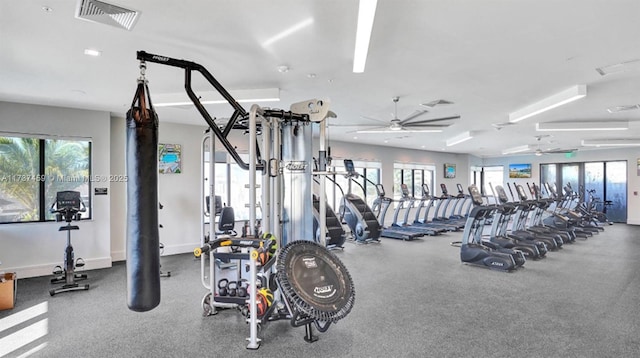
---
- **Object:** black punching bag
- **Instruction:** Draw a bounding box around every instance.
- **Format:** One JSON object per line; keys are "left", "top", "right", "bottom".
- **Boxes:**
{"left": 125, "top": 80, "right": 160, "bottom": 312}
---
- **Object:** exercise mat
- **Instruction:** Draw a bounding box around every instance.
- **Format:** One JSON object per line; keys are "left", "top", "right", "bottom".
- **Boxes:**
{"left": 125, "top": 80, "right": 160, "bottom": 312}
{"left": 276, "top": 240, "right": 355, "bottom": 322}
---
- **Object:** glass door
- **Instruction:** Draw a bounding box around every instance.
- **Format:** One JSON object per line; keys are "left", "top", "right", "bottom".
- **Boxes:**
{"left": 541, "top": 161, "right": 627, "bottom": 223}
{"left": 560, "top": 163, "right": 580, "bottom": 194}
{"left": 604, "top": 161, "right": 627, "bottom": 222}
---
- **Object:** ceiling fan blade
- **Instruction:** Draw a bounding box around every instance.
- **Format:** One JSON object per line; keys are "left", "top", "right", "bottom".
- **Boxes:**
{"left": 492, "top": 122, "right": 515, "bottom": 128}
{"left": 544, "top": 148, "right": 577, "bottom": 154}
{"left": 420, "top": 99, "right": 453, "bottom": 108}
{"left": 354, "top": 126, "right": 393, "bottom": 133}
{"left": 327, "top": 123, "right": 380, "bottom": 127}
{"left": 356, "top": 127, "right": 442, "bottom": 134}
{"left": 360, "top": 115, "right": 391, "bottom": 125}
{"left": 398, "top": 110, "right": 429, "bottom": 125}
{"left": 407, "top": 115, "right": 461, "bottom": 125}
{"left": 405, "top": 123, "right": 451, "bottom": 128}
{"left": 396, "top": 127, "right": 444, "bottom": 133}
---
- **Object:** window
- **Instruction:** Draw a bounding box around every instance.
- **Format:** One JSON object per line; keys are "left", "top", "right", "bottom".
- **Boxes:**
{"left": 205, "top": 153, "right": 262, "bottom": 222}
{"left": 393, "top": 163, "right": 435, "bottom": 202}
{"left": 325, "top": 160, "right": 380, "bottom": 209}
{"left": 482, "top": 166, "right": 504, "bottom": 200}
{"left": 0, "top": 136, "right": 91, "bottom": 223}
{"left": 540, "top": 161, "right": 627, "bottom": 223}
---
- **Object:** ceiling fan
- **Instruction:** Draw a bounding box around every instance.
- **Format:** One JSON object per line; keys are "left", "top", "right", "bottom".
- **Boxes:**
{"left": 531, "top": 135, "right": 577, "bottom": 156}
{"left": 356, "top": 97, "right": 459, "bottom": 134}
{"left": 492, "top": 122, "right": 516, "bottom": 130}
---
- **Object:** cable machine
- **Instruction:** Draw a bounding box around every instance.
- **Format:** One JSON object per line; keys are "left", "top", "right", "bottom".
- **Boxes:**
{"left": 127, "top": 51, "right": 355, "bottom": 350}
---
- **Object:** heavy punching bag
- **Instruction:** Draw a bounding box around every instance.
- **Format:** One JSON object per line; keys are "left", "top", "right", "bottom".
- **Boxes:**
{"left": 125, "top": 79, "right": 160, "bottom": 312}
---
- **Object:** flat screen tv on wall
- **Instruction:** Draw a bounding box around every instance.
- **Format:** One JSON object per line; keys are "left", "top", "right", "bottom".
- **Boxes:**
{"left": 509, "top": 163, "right": 531, "bottom": 178}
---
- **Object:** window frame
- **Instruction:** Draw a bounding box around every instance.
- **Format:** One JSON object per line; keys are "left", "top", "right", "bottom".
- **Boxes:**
{"left": 393, "top": 163, "right": 435, "bottom": 202}
{"left": 0, "top": 134, "right": 93, "bottom": 224}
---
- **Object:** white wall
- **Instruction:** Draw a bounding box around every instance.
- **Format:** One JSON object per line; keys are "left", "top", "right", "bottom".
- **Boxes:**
{"left": 482, "top": 148, "right": 640, "bottom": 224}
{"left": 0, "top": 102, "right": 112, "bottom": 278}
{"left": 110, "top": 118, "right": 207, "bottom": 260}
{"left": 109, "top": 116, "right": 126, "bottom": 261}
{"left": 157, "top": 123, "right": 207, "bottom": 255}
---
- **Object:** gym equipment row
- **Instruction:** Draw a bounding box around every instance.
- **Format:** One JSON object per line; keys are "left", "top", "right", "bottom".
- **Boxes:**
{"left": 456, "top": 182, "right": 608, "bottom": 272}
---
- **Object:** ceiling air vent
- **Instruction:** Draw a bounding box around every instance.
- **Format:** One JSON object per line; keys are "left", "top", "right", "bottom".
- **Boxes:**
{"left": 606, "top": 104, "right": 640, "bottom": 113}
{"left": 596, "top": 59, "right": 640, "bottom": 76}
{"left": 75, "top": 0, "right": 140, "bottom": 31}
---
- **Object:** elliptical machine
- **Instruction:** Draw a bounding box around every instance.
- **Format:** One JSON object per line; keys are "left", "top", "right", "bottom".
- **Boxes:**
{"left": 49, "top": 191, "right": 90, "bottom": 296}
{"left": 458, "top": 185, "right": 524, "bottom": 271}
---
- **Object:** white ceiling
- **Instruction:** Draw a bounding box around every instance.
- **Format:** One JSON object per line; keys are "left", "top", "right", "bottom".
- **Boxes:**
{"left": 2, "top": 0, "right": 640, "bottom": 157}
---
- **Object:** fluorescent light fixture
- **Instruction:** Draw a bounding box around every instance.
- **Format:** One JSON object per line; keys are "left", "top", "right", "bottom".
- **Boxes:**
{"left": 536, "top": 120, "right": 628, "bottom": 132}
{"left": 154, "top": 88, "right": 280, "bottom": 107}
{"left": 581, "top": 139, "right": 640, "bottom": 147}
{"left": 509, "top": 85, "right": 586, "bottom": 123}
{"left": 83, "top": 48, "right": 101, "bottom": 57}
{"left": 356, "top": 128, "right": 442, "bottom": 134}
{"left": 446, "top": 131, "right": 474, "bottom": 146}
{"left": 352, "top": 0, "right": 378, "bottom": 73}
{"left": 502, "top": 145, "right": 533, "bottom": 155}
{"left": 262, "top": 18, "right": 314, "bottom": 47}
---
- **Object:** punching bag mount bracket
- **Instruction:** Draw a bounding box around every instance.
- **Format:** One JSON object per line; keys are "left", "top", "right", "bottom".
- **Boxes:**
{"left": 138, "top": 60, "right": 147, "bottom": 83}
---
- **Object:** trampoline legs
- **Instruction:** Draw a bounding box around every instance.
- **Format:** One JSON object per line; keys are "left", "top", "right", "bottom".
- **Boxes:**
{"left": 304, "top": 323, "right": 318, "bottom": 343}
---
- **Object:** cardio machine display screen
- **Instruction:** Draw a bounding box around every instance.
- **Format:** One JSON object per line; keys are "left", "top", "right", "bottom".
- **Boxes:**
{"left": 344, "top": 159, "right": 355, "bottom": 174}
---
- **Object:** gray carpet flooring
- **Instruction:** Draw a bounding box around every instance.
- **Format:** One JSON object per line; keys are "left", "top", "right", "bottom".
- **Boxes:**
{"left": 1, "top": 223, "right": 640, "bottom": 358}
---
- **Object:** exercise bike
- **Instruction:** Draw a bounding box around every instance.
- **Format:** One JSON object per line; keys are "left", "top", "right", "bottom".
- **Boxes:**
{"left": 49, "top": 191, "right": 90, "bottom": 296}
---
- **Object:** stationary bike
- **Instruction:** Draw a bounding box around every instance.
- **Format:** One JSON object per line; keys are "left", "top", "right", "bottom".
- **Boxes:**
{"left": 49, "top": 191, "right": 90, "bottom": 296}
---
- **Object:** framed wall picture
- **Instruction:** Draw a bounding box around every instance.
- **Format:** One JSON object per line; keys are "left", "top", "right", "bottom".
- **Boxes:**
{"left": 159, "top": 143, "right": 182, "bottom": 174}
{"left": 509, "top": 163, "right": 531, "bottom": 178}
{"left": 444, "top": 163, "right": 456, "bottom": 178}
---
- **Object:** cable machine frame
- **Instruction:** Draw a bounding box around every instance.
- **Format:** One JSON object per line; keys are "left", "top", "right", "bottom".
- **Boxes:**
{"left": 137, "top": 51, "right": 344, "bottom": 349}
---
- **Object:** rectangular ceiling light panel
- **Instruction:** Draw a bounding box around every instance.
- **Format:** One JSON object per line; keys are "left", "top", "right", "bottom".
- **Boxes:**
{"left": 536, "top": 121, "right": 628, "bottom": 132}
{"left": 446, "top": 131, "right": 474, "bottom": 146}
{"left": 154, "top": 88, "right": 280, "bottom": 107}
{"left": 581, "top": 139, "right": 640, "bottom": 147}
{"left": 352, "top": 0, "right": 378, "bottom": 73}
{"left": 502, "top": 145, "right": 532, "bottom": 155}
{"left": 509, "top": 85, "right": 586, "bottom": 123}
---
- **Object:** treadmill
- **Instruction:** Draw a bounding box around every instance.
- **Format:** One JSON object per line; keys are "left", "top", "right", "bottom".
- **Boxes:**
{"left": 372, "top": 184, "right": 423, "bottom": 241}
